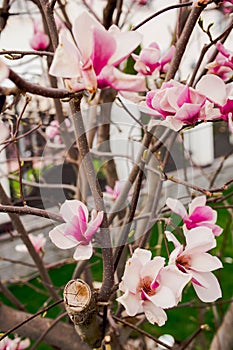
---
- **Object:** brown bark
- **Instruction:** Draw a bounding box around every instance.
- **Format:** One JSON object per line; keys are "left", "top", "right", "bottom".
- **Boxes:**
{"left": 0, "top": 303, "right": 90, "bottom": 350}
{"left": 210, "top": 301, "right": 233, "bottom": 350}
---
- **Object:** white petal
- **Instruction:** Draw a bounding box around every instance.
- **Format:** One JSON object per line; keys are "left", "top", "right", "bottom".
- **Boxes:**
{"left": 165, "top": 231, "right": 182, "bottom": 249}
{"left": 190, "top": 253, "right": 223, "bottom": 272}
{"left": 0, "top": 59, "right": 9, "bottom": 82}
{"left": 133, "top": 248, "right": 152, "bottom": 265}
{"left": 141, "top": 257, "right": 165, "bottom": 281}
{"left": 121, "top": 257, "right": 142, "bottom": 293}
{"left": 185, "top": 227, "right": 216, "bottom": 254}
{"left": 117, "top": 290, "right": 142, "bottom": 316}
{"left": 148, "top": 285, "right": 176, "bottom": 309}
{"left": 192, "top": 271, "right": 222, "bottom": 302}
{"left": 60, "top": 200, "right": 88, "bottom": 223}
{"left": 196, "top": 75, "right": 227, "bottom": 106}
{"left": 143, "top": 301, "right": 167, "bottom": 326}
{"left": 49, "top": 30, "right": 81, "bottom": 78}
{"left": 166, "top": 198, "right": 187, "bottom": 219}
{"left": 49, "top": 224, "right": 77, "bottom": 249}
{"left": 73, "top": 242, "right": 93, "bottom": 260}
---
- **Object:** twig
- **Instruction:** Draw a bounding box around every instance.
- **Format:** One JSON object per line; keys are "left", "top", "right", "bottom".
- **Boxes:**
{"left": 177, "top": 325, "right": 208, "bottom": 350}
{"left": 0, "top": 299, "right": 63, "bottom": 342}
{"left": 0, "top": 280, "right": 25, "bottom": 311}
{"left": 132, "top": 2, "right": 193, "bottom": 31}
{"left": 0, "top": 49, "right": 54, "bottom": 57}
{"left": 0, "top": 204, "right": 64, "bottom": 222}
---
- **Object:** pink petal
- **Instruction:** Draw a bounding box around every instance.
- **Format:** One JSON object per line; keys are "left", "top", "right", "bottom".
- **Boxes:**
{"left": 190, "top": 253, "right": 222, "bottom": 272}
{"left": 188, "top": 206, "right": 215, "bottom": 224}
{"left": 188, "top": 196, "right": 206, "bottom": 214}
{"left": 117, "top": 290, "right": 142, "bottom": 316}
{"left": 73, "top": 11, "right": 103, "bottom": 63}
{"left": 174, "top": 103, "right": 202, "bottom": 123}
{"left": 98, "top": 66, "right": 146, "bottom": 92}
{"left": 91, "top": 27, "right": 116, "bottom": 75}
{"left": 177, "top": 85, "right": 191, "bottom": 106}
{"left": 0, "top": 59, "right": 9, "bottom": 82}
{"left": 49, "top": 31, "right": 81, "bottom": 78}
{"left": 73, "top": 242, "right": 93, "bottom": 260}
{"left": 140, "top": 257, "right": 165, "bottom": 281}
{"left": 85, "top": 210, "right": 104, "bottom": 241}
{"left": 30, "top": 32, "right": 50, "bottom": 51}
{"left": 49, "top": 224, "right": 78, "bottom": 249}
{"left": 108, "top": 25, "right": 142, "bottom": 66}
{"left": 63, "top": 219, "right": 86, "bottom": 243}
{"left": 196, "top": 74, "right": 227, "bottom": 106}
{"left": 166, "top": 198, "right": 188, "bottom": 219}
{"left": 192, "top": 271, "right": 222, "bottom": 302}
{"left": 143, "top": 301, "right": 167, "bottom": 326}
{"left": 60, "top": 200, "right": 88, "bottom": 224}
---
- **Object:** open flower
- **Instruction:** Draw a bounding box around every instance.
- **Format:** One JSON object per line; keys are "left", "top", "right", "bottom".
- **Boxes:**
{"left": 166, "top": 196, "right": 222, "bottom": 236}
{"left": 166, "top": 227, "right": 222, "bottom": 302}
{"left": 15, "top": 233, "right": 46, "bottom": 254}
{"left": 132, "top": 43, "right": 175, "bottom": 76}
{"left": 49, "top": 200, "right": 103, "bottom": 260}
{"left": 196, "top": 74, "right": 233, "bottom": 132}
{"left": 49, "top": 11, "right": 146, "bottom": 93}
{"left": 144, "top": 80, "right": 206, "bottom": 130}
{"left": 117, "top": 248, "right": 190, "bottom": 326}
{"left": 206, "top": 43, "right": 233, "bottom": 81}
{"left": 105, "top": 181, "right": 128, "bottom": 201}
{"left": 0, "top": 336, "right": 30, "bottom": 350}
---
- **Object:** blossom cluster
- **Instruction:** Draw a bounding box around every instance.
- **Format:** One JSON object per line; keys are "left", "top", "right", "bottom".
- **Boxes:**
{"left": 0, "top": 336, "right": 30, "bottom": 350}
{"left": 117, "top": 196, "right": 223, "bottom": 326}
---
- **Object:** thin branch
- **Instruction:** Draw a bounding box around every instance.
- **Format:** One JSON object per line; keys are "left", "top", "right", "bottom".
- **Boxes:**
{"left": 0, "top": 49, "right": 54, "bottom": 57}
{"left": 8, "top": 69, "right": 80, "bottom": 99}
{"left": 132, "top": 2, "right": 193, "bottom": 31}
{"left": 0, "top": 204, "right": 64, "bottom": 222}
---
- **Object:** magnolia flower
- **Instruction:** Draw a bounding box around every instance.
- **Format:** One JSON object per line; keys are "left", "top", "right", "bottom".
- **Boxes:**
{"left": 46, "top": 118, "right": 72, "bottom": 143}
{"left": 206, "top": 43, "right": 233, "bottom": 81}
{"left": 49, "top": 200, "right": 103, "bottom": 260}
{"left": 117, "top": 248, "right": 190, "bottom": 326}
{"left": 166, "top": 227, "right": 222, "bottom": 302}
{"left": 132, "top": 43, "right": 175, "bottom": 76}
{"left": 143, "top": 80, "right": 206, "bottom": 130}
{"left": 166, "top": 196, "right": 222, "bottom": 236}
{"left": 15, "top": 233, "right": 46, "bottom": 254}
{"left": 49, "top": 11, "right": 146, "bottom": 93}
{"left": 30, "top": 21, "right": 50, "bottom": 51}
{"left": 0, "top": 336, "right": 30, "bottom": 350}
{"left": 196, "top": 74, "right": 233, "bottom": 132}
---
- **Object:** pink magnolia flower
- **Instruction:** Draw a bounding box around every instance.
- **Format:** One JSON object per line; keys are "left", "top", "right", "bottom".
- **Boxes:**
{"left": 46, "top": 118, "right": 73, "bottom": 144}
{"left": 117, "top": 248, "right": 190, "bottom": 326}
{"left": 166, "top": 196, "right": 223, "bottom": 236}
{"left": 0, "top": 336, "right": 30, "bottom": 350}
{"left": 144, "top": 80, "right": 206, "bottom": 130}
{"left": 196, "top": 74, "right": 233, "bottom": 132}
{"left": 30, "top": 22, "right": 50, "bottom": 51}
{"left": 166, "top": 227, "right": 222, "bottom": 302}
{"left": 49, "top": 11, "right": 146, "bottom": 93}
{"left": 206, "top": 43, "right": 233, "bottom": 81}
{"left": 15, "top": 233, "right": 47, "bottom": 254}
{"left": 132, "top": 43, "right": 175, "bottom": 76}
{"left": 49, "top": 200, "right": 104, "bottom": 260}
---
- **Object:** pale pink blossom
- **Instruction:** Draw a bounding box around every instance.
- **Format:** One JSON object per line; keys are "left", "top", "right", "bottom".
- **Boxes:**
{"left": 196, "top": 74, "right": 233, "bottom": 132}
{"left": 166, "top": 196, "right": 222, "bottom": 236}
{"left": 144, "top": 80, "right": 206, "bottom": 130}
{"left": 0, "top": 336, "right": 30, "bottom": 350}
{"left": 30, "top": 22, "right": 50, "bottom": 51}
{"left": 166, "top": 227, "right": 222, "bottom": 302}
{"left": 46, "top": 118, "right": 73, "bottom": 143}
{"left": 206, "top": 43, "right": 233, "bottom": 81}
{"left": 117, "top": 248, "right": 191, "bottom": 326}
{"left": 15, "top": 233, "right": 47, "bottom": 254}
{"left": 49, "top": 200, "right": 104, "bottom": 260}
{"left": 132, "top": 43, "right": 175, "bottom": 76}
{"left": 49, "top": 11, "right": 146, "bottom": 93}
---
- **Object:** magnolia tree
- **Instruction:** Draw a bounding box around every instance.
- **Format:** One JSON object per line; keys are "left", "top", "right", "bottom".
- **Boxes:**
{"left": 0, "top": 0, "right": 232, "bottom": 349}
